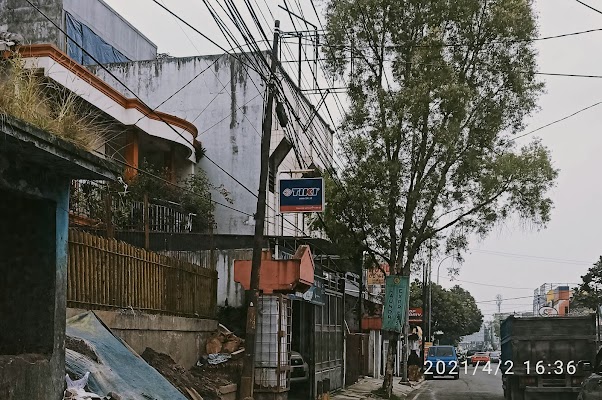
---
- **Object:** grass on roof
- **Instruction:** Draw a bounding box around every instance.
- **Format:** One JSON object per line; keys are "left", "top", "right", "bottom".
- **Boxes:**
{"left": 0, "top": 53, "right": 110, "bottom": 151}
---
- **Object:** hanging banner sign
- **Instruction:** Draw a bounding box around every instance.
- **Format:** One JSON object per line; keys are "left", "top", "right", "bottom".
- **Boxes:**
{"left": 279, "top": 177, "right": 324, "bottom": 213}
{"left": 382, "top": 275, "right": 410, "bottom": 332}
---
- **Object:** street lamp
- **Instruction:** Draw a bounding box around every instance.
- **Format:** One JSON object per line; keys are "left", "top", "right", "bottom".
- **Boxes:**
{"left": 437, "top": 255, "right": 455, "bottom": 285}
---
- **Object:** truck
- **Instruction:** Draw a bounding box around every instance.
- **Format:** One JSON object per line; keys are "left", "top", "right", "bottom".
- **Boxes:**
{"left": 501, "top": 314, "right": 596, "bottom": 400}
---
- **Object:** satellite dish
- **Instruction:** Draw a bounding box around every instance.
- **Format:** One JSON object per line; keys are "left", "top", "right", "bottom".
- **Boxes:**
{"left": 538, "top": 306, "right": 558, "bottom": 317}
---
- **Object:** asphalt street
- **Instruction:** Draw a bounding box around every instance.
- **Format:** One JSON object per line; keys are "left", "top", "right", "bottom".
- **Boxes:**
{"left": 408, "top": 366, "right": 505, "bottom": 400}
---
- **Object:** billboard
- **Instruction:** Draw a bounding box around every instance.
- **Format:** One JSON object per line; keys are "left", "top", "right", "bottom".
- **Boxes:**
{"left": 279, "top": 177, "right": 324, "bottom": 213}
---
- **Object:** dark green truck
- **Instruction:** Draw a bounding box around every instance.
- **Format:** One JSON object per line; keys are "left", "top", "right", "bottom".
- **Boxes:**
{"left": 501, "top": 314, "right": 596, "bottom": 400}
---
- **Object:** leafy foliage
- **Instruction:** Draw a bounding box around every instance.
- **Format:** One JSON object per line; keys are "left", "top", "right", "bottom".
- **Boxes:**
{"left": 70, "top": 161, "right": 226, "bottom": 232}
{"left": 124, "top": 161, "right": 223, "bottom": 230}
{"left": 572, "top": 256, "right": 602, "bottom": 311}
{"left": 320, "top": 0, "right": 558, "bottom": 277}
{"left": 410, "top": 280, "right": 483, "bottom": 345}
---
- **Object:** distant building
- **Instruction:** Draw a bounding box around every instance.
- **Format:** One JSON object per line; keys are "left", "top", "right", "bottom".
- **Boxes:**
{"left": 533, "top": 283, "right": 573, "bottom": 316}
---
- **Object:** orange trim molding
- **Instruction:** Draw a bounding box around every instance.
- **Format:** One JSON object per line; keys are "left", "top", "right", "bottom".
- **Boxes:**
{"left": 17, "top": 44, "right": 198, "bottom": 139}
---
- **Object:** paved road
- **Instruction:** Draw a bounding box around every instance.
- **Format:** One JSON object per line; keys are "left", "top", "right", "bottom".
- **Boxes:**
{"left": 408, "top": 366, "right": 505, "bottom": 400}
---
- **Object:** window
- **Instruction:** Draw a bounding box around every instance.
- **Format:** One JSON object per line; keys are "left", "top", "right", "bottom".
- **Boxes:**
{"left": 428, "top": 347, "right": 454, "bottom": 357}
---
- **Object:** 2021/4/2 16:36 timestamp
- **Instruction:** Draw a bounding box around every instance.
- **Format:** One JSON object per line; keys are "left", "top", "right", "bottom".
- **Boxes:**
{"left": 424, "top": 360, "right": 579, "bottom": 376}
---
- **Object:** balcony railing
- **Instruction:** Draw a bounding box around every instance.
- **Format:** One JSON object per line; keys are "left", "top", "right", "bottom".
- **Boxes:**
{"left": 69, "top": 180, "right": 209, "bottom": 234}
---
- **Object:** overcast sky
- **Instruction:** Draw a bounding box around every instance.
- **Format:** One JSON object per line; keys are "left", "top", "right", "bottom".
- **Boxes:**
{"left": 104, "top": 0, "right": 602, "bottom": 320}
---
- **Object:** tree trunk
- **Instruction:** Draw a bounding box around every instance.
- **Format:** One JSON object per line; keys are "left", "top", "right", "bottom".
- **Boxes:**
{"left": 382, "top": 331, "right": 398, "bottom": 397}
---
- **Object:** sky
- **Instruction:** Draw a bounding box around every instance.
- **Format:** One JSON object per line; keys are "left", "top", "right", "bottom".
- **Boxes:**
{"left": 103, "top": 0, "right": 602, "bottom": 320}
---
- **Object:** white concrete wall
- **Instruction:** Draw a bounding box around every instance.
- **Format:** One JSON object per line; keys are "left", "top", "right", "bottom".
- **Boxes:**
{"left": 63, "top": 0, "right": 157, "bottom": 61}
{"left": 215, "top": 249, "right": 252, "bottom": 307}
{"left": 92, "top": 55, "right": 334, "bottom": 238}
{"left": 92, "top": 55, "right": 264, "bottom": 236}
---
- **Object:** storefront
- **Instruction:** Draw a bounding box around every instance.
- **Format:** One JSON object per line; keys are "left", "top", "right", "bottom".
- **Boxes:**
{"left": 291, "top": 269, "right": 344, "bottom": 399}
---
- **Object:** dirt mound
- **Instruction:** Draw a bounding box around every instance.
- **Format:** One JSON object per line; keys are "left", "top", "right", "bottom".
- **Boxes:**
{"left": 65, "top": 336, "right": 99, "bottom": 363}
{"left": 142, "top": 348, "right": 233, "bottom": 400}
{"left": 191, "top": 358, "right": 243, "bottom": 386}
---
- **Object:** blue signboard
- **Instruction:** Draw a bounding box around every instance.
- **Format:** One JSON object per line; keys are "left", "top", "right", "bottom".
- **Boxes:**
{"left": 382, "top": 276, "right": 410, "bottom": 332}
{"left": 279, "top": 177, "right": 324, "bottom": 213}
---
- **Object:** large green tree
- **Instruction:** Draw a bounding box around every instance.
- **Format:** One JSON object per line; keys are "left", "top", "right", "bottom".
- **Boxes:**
{"left": 572, "top": 256, "right": 602, "bottom": 311}
{"left": 321, "top": 0, "right": 558, "bottom": 394}
{"left": 410, "top": 281, "right": 483, "bottom": 345}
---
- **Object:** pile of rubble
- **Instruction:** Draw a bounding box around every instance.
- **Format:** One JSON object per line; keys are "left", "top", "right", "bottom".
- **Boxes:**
{"left": 65, "top": 313, "right": 242, "bottom": 400}
{"left": 205, "top": 325, "right": 245, "bottom": 355}
{"left": 142, "top": 348, "right": 232, "bottom": 400}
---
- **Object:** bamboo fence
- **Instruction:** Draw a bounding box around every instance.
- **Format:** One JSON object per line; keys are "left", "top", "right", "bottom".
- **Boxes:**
{"left": 67, "top": 229, "right": 217, "bottom": 318}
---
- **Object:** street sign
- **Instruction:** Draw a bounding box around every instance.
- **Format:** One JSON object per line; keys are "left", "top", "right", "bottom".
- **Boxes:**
{"left": 367, "top": 263, "right": 389, "bottom": 285}
{"left": 382, "top": 275, "right": 410, "bottom": 332}
{"left": 409, "top": 307, "right": 423, "bottom": 323}
{"left": 279, "top": 177, "right": 324, "bottom": 213}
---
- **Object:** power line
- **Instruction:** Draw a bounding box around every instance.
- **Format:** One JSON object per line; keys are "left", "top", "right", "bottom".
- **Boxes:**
{"left": 511, "top": 100, "right": 602, "bottom": 141}
{"left": 576, "top": 0, "right": 602, "bottom": 16}
{"left": 445, "top": 278, "right": 534, "bottom": 290}
{"left": 322, "top": 26, "right": 602, "bottom": 51}
{"left": 476, "top": 295, "right": 534, "bottom": 304}
{"left": 151, "top": 0, "right": 267, "bottom": 77}
{"left": 469, "top": 249, "right": 592, "bottom": 265}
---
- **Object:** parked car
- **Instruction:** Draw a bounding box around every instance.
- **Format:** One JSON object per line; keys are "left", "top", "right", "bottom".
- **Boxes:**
{"left": 470, "top": 352, "right": 490, "bottom": 366}
{"left": 290, "top": 351, "right": 309, "bottom": 384}
{"left": 425, "top": 345, "right": 460, "bottom": 380}
{"left": 489, "top": 351, "right": 501, "bottom": 363}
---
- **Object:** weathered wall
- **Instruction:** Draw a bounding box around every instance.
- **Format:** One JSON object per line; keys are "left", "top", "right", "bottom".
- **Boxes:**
{"left": 91, "top": 56, "right": 265, "bottom": 236}
{"left": 0, "top": 154, "right": 69, "bottom": 400}
{"left": 215, "top": 249, "right": 252, "bottom": 307}
{"left": 160, "top": 248, "right": 252, "bottom": 308}
{"left": 0, "top": 0, "right": 63, "bottom": 47}
{"left": 91, "top": 56, "right": 333, "bottom": 239}
{"left": 63, "top": 0, "right": 156, "bottom": 61}
{"left": 66, "top": 309, "right": 217, "bottom": 369}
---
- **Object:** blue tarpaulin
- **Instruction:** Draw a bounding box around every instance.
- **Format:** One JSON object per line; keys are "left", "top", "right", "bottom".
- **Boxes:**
{"left": 66, "top": 12, "right": 130, "bottom": 65}
{"left": 65, "top": 312, "right": 187, "bottom": 400}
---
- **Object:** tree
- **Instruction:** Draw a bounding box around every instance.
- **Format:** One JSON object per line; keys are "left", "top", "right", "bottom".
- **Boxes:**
{"left": 321, "top": 0, "right": 558, "bottom": 394}
{"left": 410, "top": 281, "right": 483, "bottom": 345}
{"left": 572, "top": 256, "right": 602, "bottom": 311}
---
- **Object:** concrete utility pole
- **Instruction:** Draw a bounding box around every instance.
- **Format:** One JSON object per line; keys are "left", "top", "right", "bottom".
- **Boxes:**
{"left": 240, "top": 20, "right": 280, "bottom": 400}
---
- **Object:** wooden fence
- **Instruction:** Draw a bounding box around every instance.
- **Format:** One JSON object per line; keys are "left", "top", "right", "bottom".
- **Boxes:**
{"left": 67, "top": 229, "right": 217, "bottom": 318}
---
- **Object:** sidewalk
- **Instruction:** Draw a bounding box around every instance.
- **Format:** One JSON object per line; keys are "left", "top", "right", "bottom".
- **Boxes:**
{"left": 331, "top": 377, "right": 425, "bottom": 400}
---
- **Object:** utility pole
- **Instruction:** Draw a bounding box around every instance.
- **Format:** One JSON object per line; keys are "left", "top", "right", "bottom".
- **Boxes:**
{"left": 240, "top": 20, "right": 280, "bottom": 400}
{"left": 421, "top": 245, "right": 431, "bottom": 362}
{"left": 496, "top": 295, "right": 503, "bottom": 314}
